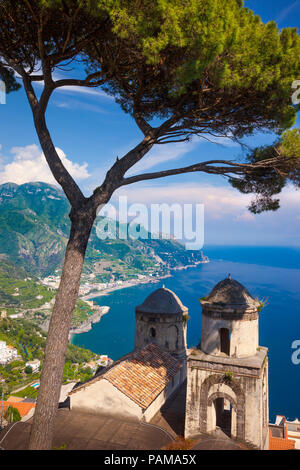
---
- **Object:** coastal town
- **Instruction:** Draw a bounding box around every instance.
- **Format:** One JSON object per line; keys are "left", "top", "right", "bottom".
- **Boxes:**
{"left": 41, "top": 251, "right": 210, "bottom": 300}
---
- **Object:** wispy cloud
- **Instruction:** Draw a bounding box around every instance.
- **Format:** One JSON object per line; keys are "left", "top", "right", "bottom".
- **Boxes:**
{"left": 52, "top": 82, "right": 112, "bottom": 100}
{"left": 276, "top": 1, "right": 298, "bottom": 23}
{"left": 128, "top": 141, "right": 197, "bottom": 174}
{"left": 115, "top": 182, "right": 253, "bottom": 218}
{"left": 53, "top": 98, "right": 107, "bottom": 114}
{"left": 114, "top": 182, "right": 300, "bottom": 223}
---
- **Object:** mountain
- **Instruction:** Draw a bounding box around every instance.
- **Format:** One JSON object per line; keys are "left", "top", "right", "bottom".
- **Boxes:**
{"left": 0, "top": 182, "right": 208, "bottom": 279}
{"left": 0, "top": 182, "right": 69, "bottom": 276}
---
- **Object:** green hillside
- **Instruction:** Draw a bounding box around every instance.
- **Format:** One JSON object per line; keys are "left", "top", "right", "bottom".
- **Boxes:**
{"left": 0, "top": 182, "right": 207, "bottom": 280}
{"left": 0, "top": 317, "right": 102, "bottom": 395}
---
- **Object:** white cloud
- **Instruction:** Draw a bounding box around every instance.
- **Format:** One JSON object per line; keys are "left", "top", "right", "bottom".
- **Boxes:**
{"left": 234, "top": 211, "right": 256, "bottom": 223}
{"left": 114, "top": 182, "right": 300, "bottom": 223}
{"left": 115, "top": 182, "right": 253, "bottom": 219}
{"left": 0, "top": 144, "right": 90, "bottom": 185}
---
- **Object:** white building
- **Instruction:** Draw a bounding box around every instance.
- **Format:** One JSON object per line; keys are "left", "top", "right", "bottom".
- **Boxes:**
{"left": 0, "top": 340, "right": 7, "bottom": 363}
{"left": 0, "top": 341, "right": 18, "bottom": 365}
{"left": 25, "top": 359, "right": 41, "bottom": 373}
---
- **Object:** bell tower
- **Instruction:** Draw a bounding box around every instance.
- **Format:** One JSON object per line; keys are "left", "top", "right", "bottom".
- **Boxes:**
{"left": 134, "top": 286, "right": 188, "bottom": 361}
{"left": 184, "top": 277, "right": 269, "bottom": 449}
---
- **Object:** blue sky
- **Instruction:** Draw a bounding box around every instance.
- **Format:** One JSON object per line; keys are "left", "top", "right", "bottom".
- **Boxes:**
{"left": 0, "top": 0, "right": 300, "bottom": 246}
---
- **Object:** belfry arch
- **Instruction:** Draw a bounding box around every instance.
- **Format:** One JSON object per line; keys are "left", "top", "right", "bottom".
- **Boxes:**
{"left": 199, "top": 374, "right": 245, "bottom": 441}
{"left": 208, "top": 392, "right": 236, "bottom": 438}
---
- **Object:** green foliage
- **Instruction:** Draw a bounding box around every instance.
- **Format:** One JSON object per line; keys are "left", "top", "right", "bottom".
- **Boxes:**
{"left": 81, "top": 0, "right": 300, "bottom": 136}
{"left": 0, "top": 275, "right": 54, "bottom": 308}
{"left": 4, "top": 405, "right": 21, "bottom": 423}
{"left": 280, "top": 129, "right": 300, "bottom": 160}
{"left": 14, "top": 386, "right": 38, "bottom": 399}
{"left": 0, "top": 0, "right": 299, "bottom": 140}
{"left": 65, "top": 343, "right": 97, "bottom": 364}
{"left": 256, "top": 297, "right": 269, "bottom": 313}
{"left": 53, "top": 442, "right": 67, "bottom": 450}
{"left": 0, "top": 316, "right": 100, "bottom": 393}
{"left": 224, "top": 371, "right": 234, "bottom": 382}
{"left": 0, "top": 317, "right": 46, "bottom": 361}
{"left": 229, "top": 128, "right": 300, "bottom": 213}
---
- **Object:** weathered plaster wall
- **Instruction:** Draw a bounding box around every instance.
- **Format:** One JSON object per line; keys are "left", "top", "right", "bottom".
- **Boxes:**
{"left": 201, "top": 315, "right": 258, "bottom": 358}
{"left": 70, "top": 379, "right": 143, "bottom": 421}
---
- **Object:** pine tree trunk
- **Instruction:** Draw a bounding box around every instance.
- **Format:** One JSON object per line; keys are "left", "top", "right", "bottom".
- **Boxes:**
{"left": 28, "top": 209, "right": 95, "bottom": 450}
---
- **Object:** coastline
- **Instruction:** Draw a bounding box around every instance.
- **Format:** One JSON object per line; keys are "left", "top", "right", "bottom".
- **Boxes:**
{"left": 71, "top": 258, "right": 210, "bottom": 340}
{"left": 80, "top": 273, "right": 171, "bottom": 301}
{"left": 170, "top": 260, "right": 209, "bottom": 271}
{"left": 68, "top": 306, "right": 110, "bottom": 341}
{"left": 80, "top": 259, "right": 210, "bottom": 302}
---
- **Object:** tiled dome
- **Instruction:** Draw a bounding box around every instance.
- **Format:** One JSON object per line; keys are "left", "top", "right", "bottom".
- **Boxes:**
{"left": 202, "top": 277, "right": 258, "bottom": 308}
{"left": 136, "top": 287, "right": 188, "bottom": 315}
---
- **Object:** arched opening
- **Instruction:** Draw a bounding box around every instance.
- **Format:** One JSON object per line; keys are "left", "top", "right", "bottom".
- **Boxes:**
{"left": 219, "top": 328, "right": 230, "bottom": 356}
{"left": 210, "top": 397, "right": 235, "bottom": 438}
{"left": 149, "top": 327, "right": 156, "bottom": 338}
{"left": 214, "top": 398, "right": 232, "bottom": 437}
{"left": 201, "top": 377, "right": 245, "bottom": 441}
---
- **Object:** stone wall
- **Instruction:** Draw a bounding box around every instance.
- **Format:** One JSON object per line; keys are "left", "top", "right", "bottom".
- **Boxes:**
{"left": 135, "top": 311, "right": 187, "bottom": 359}
{"left": 184, "top": 355, "right": 269, "bottom": 449}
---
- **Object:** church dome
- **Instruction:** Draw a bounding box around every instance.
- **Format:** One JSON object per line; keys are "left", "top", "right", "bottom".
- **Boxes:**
{"left": 202, "top": 277, "right": 258, "bottom": 308}
{"left": 136, "top": 287, "right": 188, "bottom": 315}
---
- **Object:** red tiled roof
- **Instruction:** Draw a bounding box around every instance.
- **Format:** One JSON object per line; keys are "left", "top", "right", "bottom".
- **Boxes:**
{"left": 269, "top": 422, "right": 295, "bottom": 450}
{"left": 1, "top": 401, "right": 35, "bottom": 418}
{"left": 269, "top": 435, "right": 295, "bottom": 450}
{"left": 104, "top": 343, "right": 182, "bottom": 409}
{"left": 70, "top": 343, "right": 182, "bottom": 410}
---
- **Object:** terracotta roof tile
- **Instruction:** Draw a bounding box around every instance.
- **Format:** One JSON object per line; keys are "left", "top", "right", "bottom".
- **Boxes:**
{"left": 269, "top": 427, "right": 295, "bottom": 450}
{"left": 69, "top": 344, "right": 182, "bottom": 410}
{"left": 1, "top": 401, "right": 35, "bottom": 418}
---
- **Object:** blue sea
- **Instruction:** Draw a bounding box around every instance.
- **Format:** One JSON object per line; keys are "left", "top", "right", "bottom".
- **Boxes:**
{"left": 72, "top": 245, "right": 300, "bottom": 423}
